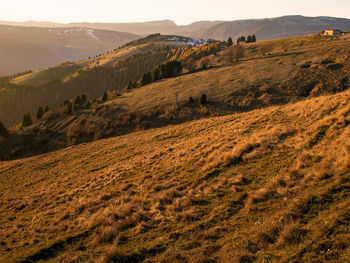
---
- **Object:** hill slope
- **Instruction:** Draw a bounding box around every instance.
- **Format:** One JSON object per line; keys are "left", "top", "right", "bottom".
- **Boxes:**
{"left": 0, "top": 34, "right": 201, "bottom": 126}
{"left": 0, "top": 88, "right": 349, "bottom": 262}
{"left": 1, "top": 34, "right": 349, "bottom": 159}
{"left": 0, "top": 25, "right": 140, "bottom": 76}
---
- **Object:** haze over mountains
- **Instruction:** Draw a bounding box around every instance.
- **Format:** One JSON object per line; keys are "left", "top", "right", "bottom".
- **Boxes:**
{"left": 0, "top": 25, "right": 139, "bottom": 75}
{"left": 1, "top": 15, "right": 350, "bottom": 76}
{"left": 2, "top": 15, "right": 350, "bottom": 39}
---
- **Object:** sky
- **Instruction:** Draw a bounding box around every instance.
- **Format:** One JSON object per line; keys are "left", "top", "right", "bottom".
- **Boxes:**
{"left": 1, "top": 0, "right": 350, "bottom": 25}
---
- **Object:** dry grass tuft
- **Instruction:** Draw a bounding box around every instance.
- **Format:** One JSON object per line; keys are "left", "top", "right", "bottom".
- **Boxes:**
{"left": 278, "top": 221, "right": 305, "bottom": 245}
{"left": 96, "top": 226, "right": 117, "bottom": 244}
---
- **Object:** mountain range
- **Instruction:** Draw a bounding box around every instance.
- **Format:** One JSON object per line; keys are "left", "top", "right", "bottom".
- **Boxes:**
{"left": 1, "top": 15, "right": 350, "bottom": 76}
{"left": 0, "top": 25, "right": 140, "bottom": 76}
{"left": 2, "top": 15, "right": 350, "bottom": 40}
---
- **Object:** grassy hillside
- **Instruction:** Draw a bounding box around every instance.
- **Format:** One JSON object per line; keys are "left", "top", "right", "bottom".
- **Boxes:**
{"left": 1, "top": 34, "right": 348, "bottom": 160}
{"left": 0, "top": 88, "right": 349, "bottom": 262}
{"left": 0, "top": 35, "right": 203, "bottom": 126}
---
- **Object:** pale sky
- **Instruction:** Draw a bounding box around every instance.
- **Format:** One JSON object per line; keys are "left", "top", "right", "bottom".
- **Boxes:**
{"left": 1, "top": 0, "right": 350, "bottom": 25}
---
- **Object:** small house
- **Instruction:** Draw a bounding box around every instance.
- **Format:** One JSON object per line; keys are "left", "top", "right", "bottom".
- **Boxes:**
{"left": 323, "top": 29, "right": 342, "bottom": 36}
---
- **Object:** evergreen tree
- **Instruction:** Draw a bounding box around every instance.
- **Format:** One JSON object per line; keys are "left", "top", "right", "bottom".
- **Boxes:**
{"left": 81, "top": 94, "right": 87, "bottom": 105}
{"left": 22, "top": 113, "right": 32, "bottom": 127}
{"left": 140, "top": 72, "right": 152, "bottom": 86}
{"left": 252, "top": 35, "right": 256, "bottom": 42}
{"left": 237, "top": 36, "right": 246, "bottom": 44}
{"left": 74, "top": 95, "right": 81, "bottom": 105}
{"left": 66, "top": 101, "right": 72, "bottom": 114}
{"left": 200, "top": 94, "right": 207, "bottom": 105}
{"left": 227, "top": 37, "right": 233, "bottom": 47}
{"left": 246, "top": 35, "right": 252, "bottom": 43}
{"left": 152, "top": 67, "right": 160, "bottom": 81}
{"left": 44, "top": 105, "right": 49, "bottom": 112}
{"left": 102, "top": 91, "right": 108, "bottom": 101}
{"left": 0, "top": 121, "right": 8, "bottom": 137}
{"left": 36, "top": 106, "right": 44, "bottom": 119}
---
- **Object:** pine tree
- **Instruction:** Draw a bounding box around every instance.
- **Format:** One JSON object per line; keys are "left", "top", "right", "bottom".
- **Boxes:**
{"left": 81, "top": 94, "right": 87, "bottom": 105}
{"left": 200, "top": 94, "right": 207, "bottom": 105}
{"left": 22, "top": 113, "right": 32, "bottom": 127}
{"left": 36, "top": 106, "right": 44, "bottom": 119}
{"left": 102, "top": 91, "right": 108, "bottom": 101}
{"left": 66, "top": 101, "right": 72, "bottom": 114}
{"left": 246, "top": 35, "right": 252, "bottom": 43}
{"left": 227, "top": 37, "right": 233, "bottom": 46}
{"left": 44, "top": 105, "right": 49, "bottom": 112}
{"left": 252, "top": 35, "right": 256, "bottom": 42}
{"left": 140, "top": 72, "right": 152, "bottom": 86}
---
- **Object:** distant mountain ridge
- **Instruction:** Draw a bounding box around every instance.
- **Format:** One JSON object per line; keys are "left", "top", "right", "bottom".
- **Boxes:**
{"left": 1, "top": 15, "right": 350, "bottom": 40}
{"left": 0, "top": 25, "right": 140, "bottom": 75}
{"left": 191, "top": 15, "right": 350, "bottom": 41}
{"left": 1, "top": 15, "right": 350, "bottom": 75}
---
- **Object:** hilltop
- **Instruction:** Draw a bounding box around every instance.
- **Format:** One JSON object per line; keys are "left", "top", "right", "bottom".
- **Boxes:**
{"left": 0, "top": 86, "right": 349, "bottom": 262}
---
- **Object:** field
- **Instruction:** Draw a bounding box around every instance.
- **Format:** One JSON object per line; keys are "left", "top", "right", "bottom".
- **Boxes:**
{"left": 1, "top": 87, "right": 349, "bottom": 262}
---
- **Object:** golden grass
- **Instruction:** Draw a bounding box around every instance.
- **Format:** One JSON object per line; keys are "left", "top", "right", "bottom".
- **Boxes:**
{"left": 0, "top": 88, "right": 349, "bottom": 262}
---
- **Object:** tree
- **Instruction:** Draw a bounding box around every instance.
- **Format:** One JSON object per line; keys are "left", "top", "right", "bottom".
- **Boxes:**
{"left": 222, "top": 44, "right": 245, "bottom": 63}
{"left": 252, "top": 34, "right": 256, "bottom": 42}
{"left": 102, "top": 91, "right": 108, "bottom": 102}
{"left": 44, "top": 105, "right": 49, "bottom": 112}
{"left": 140, "top": 72, "right": 152, "bottom": 86}
{"left": 81, "top": 94, "right": 87, "bottom": 105}
{"left": 189, "top": 96, "right": 194, "bottom": 104}
{"left": 237, "top": 36, "right": 246, "bottom": 44}
{"left": 227, "top": 37, "right": 233, "bottom": 47}
{"left": 152, "top": 67, "right": 160, "bottom": 81}
{"left": 74, "top": 95, "right": 81, "bottom": 105}
{"left": 22, "top": 113, "right": 32, "bottom": 127}
{"left": 0, "top": 121, "right": 8, "bottom": 137}
{"left": 200, "top": 94, "right": 207, "bottom": 105}
{"left": 127, "top": 81, "right": 137, "bottom": 90}
{"left": 66, "top": 101, "right": 72, "bottom": 114}
{"left": 36, "top": 106, "right": 44, "bottom": 119}
{"left": 246, "top": 35, "right": 257, "bottom": 43}
{"left": 233, "top": 44, "right": 245, "bottom": 61}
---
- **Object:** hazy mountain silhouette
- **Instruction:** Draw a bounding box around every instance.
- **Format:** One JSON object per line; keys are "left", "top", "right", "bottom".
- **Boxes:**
{"left": 0, "top": 25, "right": 140, "bottom": 75}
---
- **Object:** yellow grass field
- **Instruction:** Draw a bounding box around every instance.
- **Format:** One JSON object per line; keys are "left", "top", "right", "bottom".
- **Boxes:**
{"left": 1, "top": 88, "right": 349, "bottom": 262}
